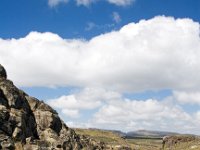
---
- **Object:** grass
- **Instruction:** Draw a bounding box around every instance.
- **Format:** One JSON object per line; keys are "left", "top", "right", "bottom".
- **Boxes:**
{"left": 74, "top": 128, "right": 200, "bottom": 150}
{"left": 74, "top": 128, "right": 127, "bottom": 144}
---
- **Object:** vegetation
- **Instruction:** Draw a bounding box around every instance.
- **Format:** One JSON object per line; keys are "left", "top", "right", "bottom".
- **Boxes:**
{"left": 74, "top": 128, "right": 200, "bottom": 150}
{"left": 74, "top": 128, "right": 130, "bottom": 149}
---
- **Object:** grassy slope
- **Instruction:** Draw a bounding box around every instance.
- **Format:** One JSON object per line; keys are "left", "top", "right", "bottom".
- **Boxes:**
{"left": 74, "top": 128, "right": 200, "bottom": 150}
{"left": 74, "top": 128, "right": 131, "bottom": 149}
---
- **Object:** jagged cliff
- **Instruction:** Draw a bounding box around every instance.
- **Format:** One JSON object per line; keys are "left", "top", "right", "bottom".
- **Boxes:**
{"left": 0, "top": 64, "right": 104, "bottom": 150}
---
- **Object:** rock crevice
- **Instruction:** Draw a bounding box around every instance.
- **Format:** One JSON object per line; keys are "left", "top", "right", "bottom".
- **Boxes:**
{"left": 0, "top": 64, "right": 104, "bottom": 150}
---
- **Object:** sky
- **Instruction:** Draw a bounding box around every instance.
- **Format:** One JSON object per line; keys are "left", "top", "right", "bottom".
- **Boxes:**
{"left": 0, "top": 0, "right": 200, "bottom": 134}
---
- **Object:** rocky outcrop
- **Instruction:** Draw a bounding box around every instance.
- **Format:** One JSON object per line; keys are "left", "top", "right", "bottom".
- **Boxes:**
{"left": 162, "top": 135, "right": 196, "bottom": 149}
{"left": 0, "top": 64, "right": 104, "bottom": 150}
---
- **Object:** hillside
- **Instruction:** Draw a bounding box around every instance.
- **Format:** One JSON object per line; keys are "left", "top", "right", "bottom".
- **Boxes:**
{"left": 74, "top": 128, "right": 132, "bottom": 149}
{"left": 74, "top": 128, "right": 200, "bottom": 150}
{"left": 0, "top": 64, "right": 104, "bottom": 149}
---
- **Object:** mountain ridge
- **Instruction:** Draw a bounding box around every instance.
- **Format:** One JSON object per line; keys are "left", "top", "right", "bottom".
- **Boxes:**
{"left": 81, "top": 128, "right": 197, "bottom": 139}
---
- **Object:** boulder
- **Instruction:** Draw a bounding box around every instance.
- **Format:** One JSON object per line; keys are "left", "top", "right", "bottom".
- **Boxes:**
{"left": 0, "top": 64, "right": 105, "bottom": 149}
{"left": 0, "top": 64, "right": 7, "bottom": 79}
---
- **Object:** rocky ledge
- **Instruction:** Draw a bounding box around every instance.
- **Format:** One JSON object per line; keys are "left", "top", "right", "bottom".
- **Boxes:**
{"left": 0, "top": 64, "right": 104, "bottom": 150}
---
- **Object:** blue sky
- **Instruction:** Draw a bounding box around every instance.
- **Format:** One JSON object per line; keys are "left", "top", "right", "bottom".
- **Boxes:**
{"left": 0, "top": 0, "right": 200, "bottom": 134}
{"left": 0, "top": 0, "right": 199, "bottom": 39}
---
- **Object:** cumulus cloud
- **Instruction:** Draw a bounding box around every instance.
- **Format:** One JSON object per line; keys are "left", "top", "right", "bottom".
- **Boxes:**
{"left": 48, "top": 87, "right": 121, "bottom": 117}
{"left": 62, "top": 109, "right": 80, "bottom": 118}
{"left": 47, "top": 87, "right": 200, "bottom": 133}
{"left": 112, "top": 12, "right": 121, "bottom": 23}
{"left": 91, "top": 99, "right": 194, "bottom": 132}
{"left": 173, "top": 91, "right": 200, "bottom": 105}
{"left": 48, "top": 0, "right": 68, "bottom": 7}
{"left": 1, "top": 16, "right": 198, "bottom": 133}
{"left": 107, "top": 0, "right": 135, "bottom": 6}
{"left": 0, "top": 16, "right": 200, "bottom": 93}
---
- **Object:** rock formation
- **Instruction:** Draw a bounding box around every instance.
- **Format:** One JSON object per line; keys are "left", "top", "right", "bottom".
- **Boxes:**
{"left": 162, "top": 135, "right": 196, "bottom": 150}
{"left": 0, "top": 64, "right": 104, "bottom": 150}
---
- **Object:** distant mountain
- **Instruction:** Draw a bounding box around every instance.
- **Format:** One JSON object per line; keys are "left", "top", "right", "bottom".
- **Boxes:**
{"left": 88, "top": 128, "right": 180, "bottom": 139}
{"left": 110, "top": 130, "right": 127, "bottom": 137}
{"left": 125, "top": 130, "right": 179, "bottom": 139}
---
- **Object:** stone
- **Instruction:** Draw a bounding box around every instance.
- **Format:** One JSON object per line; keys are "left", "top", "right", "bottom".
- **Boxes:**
{"left": 0, "top": 64, "right": 7, "bottom": 79}
{"left": 0, "top": 135, "right": 15, "bottom": 150}
{"left": 0, "top": 64, "right": 105, "bottom": 149}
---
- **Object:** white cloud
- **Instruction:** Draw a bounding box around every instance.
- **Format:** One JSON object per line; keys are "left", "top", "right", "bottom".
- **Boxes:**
{"left": 48, "top": 91, "right": 102, "bottom": 110}
{"left": 47, "top": 87, "right": 121, "bottom": 117}
{"left": 76, "top": 0, "right": 96, "bottom": 6}
{"left": 47, "top": 0, "right": 134, "bottom": 7}
{"left": 62, "top": 109, "right": 80, "bottom": 118}
{"left": 47, "top": 87, "right": 200, "bottom": 133}
{"left": 48, "top": 0, "right": 68, "bottom": 7}
{"left": 112, "top": 12, "right": 121, "bottom": 23}
{"left": 65, "top": 121, "right": 91, "bottom": 128}
{"left": 91, "top": 97, "right": 193, "bottom": 132}
{"left": 85, "top": 22, "right": 96, "bottom": 31}
{"left": 1, "top": 16, "right": 199, "bottom": 133}
{"left": 195, "top": 111, "right": 200, "bottom": 122}
{"left": 107, "top": 0, "right": 135, "bottom": 6}
{"left": 76, "top": 0, "right": 135, "bottom": 6}
{"left": 0, "top": 16, "right": 200, "bottom": 93}
{"left": 85, "top": 22, "right": 115, "bottom": 31}
{"left": 173, "top": 91, "right": 200, "bottom": 105}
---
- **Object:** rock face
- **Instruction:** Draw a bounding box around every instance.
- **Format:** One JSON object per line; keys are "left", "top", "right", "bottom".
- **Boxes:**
{"left": 0, "top": 64, "right": 104, "bottom": 150}
{"left": 162, "top": 135, "right": 196, "bottom": 149}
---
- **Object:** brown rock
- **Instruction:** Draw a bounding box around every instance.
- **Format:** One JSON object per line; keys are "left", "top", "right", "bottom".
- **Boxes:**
{"left": 0, "top": 64, "right": 7, "bottom": 79}
{"left": 0, "top": 64, "right": 105, "bottom": 149}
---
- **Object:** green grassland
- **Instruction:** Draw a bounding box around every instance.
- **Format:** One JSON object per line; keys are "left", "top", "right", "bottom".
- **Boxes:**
{"left": 74, "top": 128, "right": 200, "bottom": 150}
